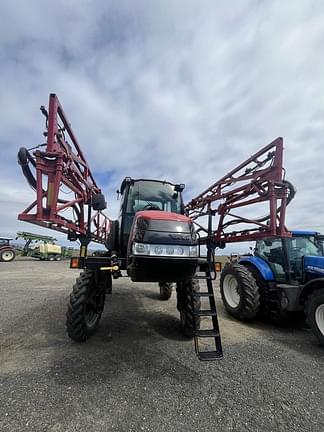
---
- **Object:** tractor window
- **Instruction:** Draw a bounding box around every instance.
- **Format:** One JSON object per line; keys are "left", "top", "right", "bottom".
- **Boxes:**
{"left": 288, "top": 236, "right": 322, "bottom": 279}
{"left": 0, "top": 239, "right": 9, "bottom": 246}
{"left": 255, "top": 239, "right": 285, "bottom": 280}
{"left": 291, "top": 236, "right": 322, "bottom": 257}
{"left": 126, "top": 181, "right": 182, "bottom": 214}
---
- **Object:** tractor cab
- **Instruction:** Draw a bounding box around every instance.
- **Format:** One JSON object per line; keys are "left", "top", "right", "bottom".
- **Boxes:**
{"left": 254, "top": 230, "right": 324, "bottom": 283}
{"left": 0, "top": 237, "right": 12, "bottom": 247}
{"left": 117, "top": 177, "right": 185, "bottom": 258}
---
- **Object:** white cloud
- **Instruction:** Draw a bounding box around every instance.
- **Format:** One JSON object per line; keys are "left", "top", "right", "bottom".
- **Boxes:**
{"left": 1, "top": 0, "right": 324, "bottom": 247}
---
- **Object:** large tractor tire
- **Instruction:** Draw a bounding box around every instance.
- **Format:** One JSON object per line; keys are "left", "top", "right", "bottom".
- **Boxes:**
{"left": 159, "top": 282, "right": 173, "bottom": 300}
{"left": 66, "top": 270, "right": 106, "bottom": 342}
{"left": 220, "top": 263, "right": 260, "bottom": 320}
{"left": 0, "top": 248, "right": 16, "bottom": 262}
{"left": 176, "top": 279, "right": 200, "bottom": 337}
{"left": 305, "top": 289, "right": 324, "bottom": 346}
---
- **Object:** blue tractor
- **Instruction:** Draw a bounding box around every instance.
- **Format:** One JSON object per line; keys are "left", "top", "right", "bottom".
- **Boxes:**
{"left": 220, "top": 230, "right": 324, "bottom": 346}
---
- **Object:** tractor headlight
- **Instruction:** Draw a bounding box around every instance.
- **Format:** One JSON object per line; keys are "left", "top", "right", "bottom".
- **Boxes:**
{"left": 132, "top": 242, "right": 198, "bottom": 258}
{"left": 133, "top": 243, "right": 150, "bottom": 255}
{"left": 189, "top": 245, "right": 198, "bottom": 257}
{"left": 154, "top": 245, "right": 163, "bottom": 255}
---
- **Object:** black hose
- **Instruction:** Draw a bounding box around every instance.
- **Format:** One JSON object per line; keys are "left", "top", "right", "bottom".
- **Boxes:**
{"left": 17, "top": 147, "right": 81, "bottom": 220}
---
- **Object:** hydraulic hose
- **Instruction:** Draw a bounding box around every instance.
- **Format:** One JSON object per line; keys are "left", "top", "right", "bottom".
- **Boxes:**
{"left": 17, "top": 147, "right": 81, "bottom": 220}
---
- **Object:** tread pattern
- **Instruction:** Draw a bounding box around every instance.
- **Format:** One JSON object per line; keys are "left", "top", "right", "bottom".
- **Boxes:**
{"left": 177, "top": 279, "right": 201, "bottom": 337}
{"left": 66, "top": 270, "right": 105, "bottom": 342}
{"left": 159, "top": 282, "right": 173, "bottom": 300}
{"left": 304, "top": 289, "right": 324, "bottom": 346}
{"left": 220, "top": 263, "right": 260, "bottom": 320}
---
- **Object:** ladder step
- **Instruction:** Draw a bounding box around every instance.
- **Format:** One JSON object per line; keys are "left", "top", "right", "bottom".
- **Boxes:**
{"left": 194, "top": 309, "right": 217, "bottom": 316}
{"left": 198, "top": 351, "right": 223, "bottom": 361}
{"left": 195, "top": 329, "right": 219, "bottom": 338}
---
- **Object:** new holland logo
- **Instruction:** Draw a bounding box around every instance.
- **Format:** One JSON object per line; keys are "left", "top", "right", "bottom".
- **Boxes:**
{"left": 306, "top": 265, "right": 324, "bottom": 274}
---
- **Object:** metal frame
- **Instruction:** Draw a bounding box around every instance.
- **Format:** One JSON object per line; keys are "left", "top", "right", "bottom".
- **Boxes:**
{"left": 18, "top": 94, "right": 111, "bottom": 244}
{"left": 185, "top": 138, "right": 294, "bottom": 245}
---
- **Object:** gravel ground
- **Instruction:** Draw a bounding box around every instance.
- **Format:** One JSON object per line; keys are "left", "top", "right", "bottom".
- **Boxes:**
{"left": 0, "top": 258, "right": 323, "bottom": 432}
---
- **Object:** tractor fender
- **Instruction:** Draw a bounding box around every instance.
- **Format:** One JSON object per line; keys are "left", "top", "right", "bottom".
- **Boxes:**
{"left": 238, "top": 256, "right": 275, "bottom": 281}
{"left": 300, "top": 277, "right": 324, "bottom": 302}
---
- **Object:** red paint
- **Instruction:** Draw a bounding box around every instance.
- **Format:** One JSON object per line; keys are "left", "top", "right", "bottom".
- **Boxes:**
{"left": 185, "top": 137, "right": 293, "bottom": 243}
{"left": 18, "top": 94, "right": 110, "bottom": 244}
{"left": 135, "top": 210, "right": 191, "bottom": 222}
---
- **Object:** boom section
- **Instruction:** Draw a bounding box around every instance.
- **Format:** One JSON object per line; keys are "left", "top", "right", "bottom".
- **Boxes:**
{"left": 18, "top": 93, "right": 110, "bottom": 244}
{"left": 185, "top": 138, "right": 295, "bottom": 245}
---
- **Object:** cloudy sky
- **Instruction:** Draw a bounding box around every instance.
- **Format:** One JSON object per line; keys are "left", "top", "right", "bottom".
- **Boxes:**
{"left": 1, "top": 0, "right": 324, "bottom": 251}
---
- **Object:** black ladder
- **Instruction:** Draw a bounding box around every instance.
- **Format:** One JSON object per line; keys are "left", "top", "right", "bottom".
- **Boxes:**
{"left": 191, "top": 262, "right": 223, "bottom": 361}
{"left": 191, "top": 205, "right": 223, "bottom": 361}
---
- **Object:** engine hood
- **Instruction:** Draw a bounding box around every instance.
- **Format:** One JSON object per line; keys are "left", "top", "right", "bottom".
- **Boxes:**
{"left": 304, "top": 256, "right": 324, "bottom": 276}
{"left": 130, "top": 211, "right": 197, "bottom": 245}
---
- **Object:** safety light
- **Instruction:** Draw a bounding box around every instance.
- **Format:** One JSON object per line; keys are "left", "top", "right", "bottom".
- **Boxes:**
{"left": 70, "top": 257, "right": 80, "bottom": 268}
{"left": 214, "top": 262, "right": 222, "bottom": 272}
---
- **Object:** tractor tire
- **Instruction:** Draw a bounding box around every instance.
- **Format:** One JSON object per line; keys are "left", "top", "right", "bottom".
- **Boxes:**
{"left": 245, "top": 264, "right": 284, "bottom": 323}
{"left": 66, "top": 270, "right": 106, "bottom": 342}
{"left": 159, "top": 282, "right": 173, "bottom": 300}
{"left": 55, "top": 255, "right": 62, "bottom": 261}
{"left": 48, "top": 255, "right": 55, "bottom": 261}
{"left": 177, "top": 279, "right": 200, "bottom": 338}
{"left": 0, "top": 248, "right": 16, "bottom": 262}
{"left": 220, "top": 263, "right": 260, "bottom": 320}
{"left": 305, "top": 289, "right": 324, "bottom": 346}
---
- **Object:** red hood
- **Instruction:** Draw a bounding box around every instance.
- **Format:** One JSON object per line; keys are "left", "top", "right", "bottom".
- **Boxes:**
{"left": 135, "top": 210, "right": 191, "bottom": 222}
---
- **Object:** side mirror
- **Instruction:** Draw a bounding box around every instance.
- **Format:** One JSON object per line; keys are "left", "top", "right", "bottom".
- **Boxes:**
{"left": 92, "top": 193, "right": 107, "bottom": 211}
{"left": 175, "top": 184, "right": 185, "bottom": 192}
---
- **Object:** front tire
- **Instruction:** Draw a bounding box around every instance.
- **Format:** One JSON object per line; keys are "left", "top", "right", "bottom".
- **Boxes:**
{"left": 0, "top": 249, "right": 15, "bottom": 262}
{"left": 305, "top": 289, "right": 324, "bottom": 346}
{"left": 159, "top": 282, "right": 173, "bottom": 300}
{"left": 220, "top": 263, "right": 260, "bottom": 320}
{"left": 177, "top": 279, "right": 200, "bottom": 337}
{"left": 66, "top": 270, "right": 106, "bottom": 342}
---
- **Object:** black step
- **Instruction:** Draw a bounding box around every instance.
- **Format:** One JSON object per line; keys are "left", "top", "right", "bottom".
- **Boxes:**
{"left": 195, "top": 329, "right": 219, "bottom": 337}
{"left": 194, "top": 309, "right": 217, "bottom": 316}
{"left": 198, "top": 351, "right": 223, "bottom": 361}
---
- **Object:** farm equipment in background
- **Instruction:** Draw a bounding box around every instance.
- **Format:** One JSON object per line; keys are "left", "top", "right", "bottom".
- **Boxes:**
{"left": 220, "top": 230, "right": 324, "bottom": 346}
{"left": 0, "top": 238, "right": 16, "bottom": 262}
{"left": 17, "top": 93, "right": 295, "bottom": 360}
{"left": 16, "top": 231, "right": 63, "bottom": 261}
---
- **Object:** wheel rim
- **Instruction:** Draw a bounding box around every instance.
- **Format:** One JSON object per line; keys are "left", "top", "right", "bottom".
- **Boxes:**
{"left": 223, "top": 274, "right": 240, "bottom": 308}
{"left": 2, "top": 251, "right": 14, "bottom": 261}
{"left": 315, "top": 304, "right": 324, "bottom": 335}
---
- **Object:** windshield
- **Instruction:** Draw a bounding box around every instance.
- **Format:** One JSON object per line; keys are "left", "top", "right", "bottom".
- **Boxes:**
{"left": 126, "top": 180, "right": 182, "bottom": 214}
{"left": 316, "top": 236, "right": 324, "bottom": 254}
{"left": 256, "top": 235, "right": 323, "bottom": 281}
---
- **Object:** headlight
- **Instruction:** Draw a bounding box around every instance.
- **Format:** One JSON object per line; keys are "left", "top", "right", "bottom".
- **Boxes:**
{"left": 154, "top": 246, "right": 163, "bottom": 255}
{"left": 132, "top": 242, "right": 198, "bottom": 257}
{"left": 133, "top": 243, "right": 150, "bottom": 255}
{"left": 189, "top": 245, "right": 198, "bottom": 257}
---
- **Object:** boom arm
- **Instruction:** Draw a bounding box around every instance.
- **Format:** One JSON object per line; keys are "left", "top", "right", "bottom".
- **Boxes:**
{"left": 185, "top": 138, "right": 295, "bottom": 246}
{"left": 18, "top": 94, "right": 111, "bottom": 245}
